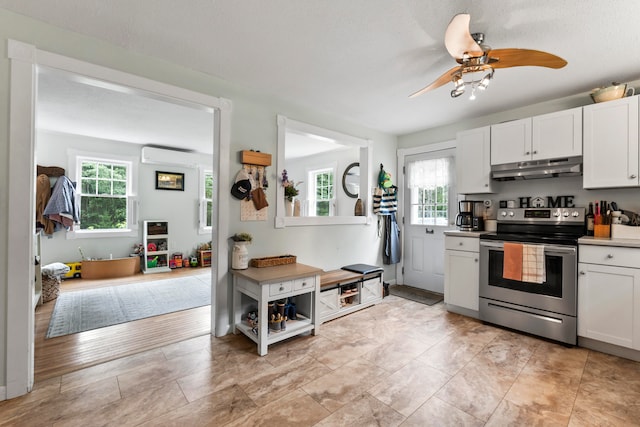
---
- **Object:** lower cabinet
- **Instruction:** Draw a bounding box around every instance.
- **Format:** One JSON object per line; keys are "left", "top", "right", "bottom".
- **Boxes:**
{"left": 444, "top": 235, "right": 480, "bottom": 316}
{"left": 319, "top": 288, "right": 340, "bottom": 319}
{"left": 320, "top": 273, "right": 383, "bottom": 323}
{"left": 578, "top": 244, "right": 640, "bottom": 350}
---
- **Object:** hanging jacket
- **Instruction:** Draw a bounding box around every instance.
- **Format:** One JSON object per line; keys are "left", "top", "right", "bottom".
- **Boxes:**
{"left": 43, "top": 175, "right": 79, "bottom": 230}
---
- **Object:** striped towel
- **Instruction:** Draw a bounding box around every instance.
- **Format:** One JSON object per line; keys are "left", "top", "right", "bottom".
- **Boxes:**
{"left": 522, "top": 244, "right": 545, "bottom": 284}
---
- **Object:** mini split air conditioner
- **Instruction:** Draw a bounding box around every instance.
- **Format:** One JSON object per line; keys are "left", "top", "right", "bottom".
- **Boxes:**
{"left": 140, "top": 146, "right": 201, "bottom": 169}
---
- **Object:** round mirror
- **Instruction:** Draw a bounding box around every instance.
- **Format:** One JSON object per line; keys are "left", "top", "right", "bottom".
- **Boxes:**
{"left": 342, "top": 162, "right": 360, "bottom": 198}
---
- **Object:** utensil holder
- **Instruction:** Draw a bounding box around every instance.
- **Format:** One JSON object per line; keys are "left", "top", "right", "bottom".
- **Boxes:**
{"left": 594, "top": 224, "right": 611, "bottom": 238}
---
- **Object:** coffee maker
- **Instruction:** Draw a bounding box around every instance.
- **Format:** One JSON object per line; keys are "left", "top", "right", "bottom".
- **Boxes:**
{"left": 456, "top": 200, "right": 485, "bottom": 231}
{"left": 455, "top": 201, "right": 474, "bottom": 231}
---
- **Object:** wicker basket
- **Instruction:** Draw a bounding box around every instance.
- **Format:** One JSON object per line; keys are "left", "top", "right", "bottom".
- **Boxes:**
{"left": 42, "top": 275, "right": 61, "bottom": 303}
{"left": 250, "top": 255, "right": 297, "bottom": 268}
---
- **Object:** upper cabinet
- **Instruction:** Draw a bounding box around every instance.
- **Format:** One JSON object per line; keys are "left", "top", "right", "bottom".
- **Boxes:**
{"left": 456, "top": 126, "right": 493, "bottom": 194}
{"left": 490, "top": 118, "right": 531, "bottom": 165}
{"left": 491, "top": 108, "right": 582, "bottom": 165}
{"left": 583, "top": 96, "right": 639, "bottom": 189}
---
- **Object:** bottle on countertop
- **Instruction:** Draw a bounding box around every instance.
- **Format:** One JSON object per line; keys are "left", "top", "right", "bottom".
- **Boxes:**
{"left": 586, "top": 202, "right": 594, "bottom": 236}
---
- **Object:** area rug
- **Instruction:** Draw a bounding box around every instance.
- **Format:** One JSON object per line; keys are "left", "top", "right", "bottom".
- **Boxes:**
{"left": 389, "top": 284, "right": 444, "bottom": 306}
{"left": 46, "top": 275, "right": 211, "bottom": 338}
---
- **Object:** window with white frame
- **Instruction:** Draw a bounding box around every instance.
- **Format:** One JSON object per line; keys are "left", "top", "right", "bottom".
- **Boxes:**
{"left": 408, "top": 157, "right": 452, "bottom": 226}
{"left": 200, "top": 169, "right": 213, "bottom": 232}
{"left": 70, "top": 152, "right": 138, "bottom": 238}
{"left": 309, "top": 168, "right": 334, "bottom": 216}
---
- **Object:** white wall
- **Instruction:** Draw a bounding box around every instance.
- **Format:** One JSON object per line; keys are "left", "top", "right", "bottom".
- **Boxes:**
{"left": 36, "top": 130, "right": 213, "bottom": 265}
{"left": 0, "top": 8, "right": 397, "bottom": 392}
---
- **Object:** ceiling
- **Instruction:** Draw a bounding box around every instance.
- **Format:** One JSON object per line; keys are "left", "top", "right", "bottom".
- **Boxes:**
{"left": 3, "top": 0, "right": 640, "bottom": 143}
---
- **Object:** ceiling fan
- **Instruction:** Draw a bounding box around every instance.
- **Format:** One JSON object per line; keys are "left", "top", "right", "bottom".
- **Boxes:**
{"left": 410, "top": 13, "right": 567, "bottom": 99}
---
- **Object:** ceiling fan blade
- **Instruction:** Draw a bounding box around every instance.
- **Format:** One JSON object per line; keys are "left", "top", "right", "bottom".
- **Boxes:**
{"left": 489, "top": 48, "right": 568, "bottom": 69}
{"left": 409, "top": 66, "right": 460, "bottom": 98}
{"left": 444, "top": 14, "right": 482, "bottom": 59}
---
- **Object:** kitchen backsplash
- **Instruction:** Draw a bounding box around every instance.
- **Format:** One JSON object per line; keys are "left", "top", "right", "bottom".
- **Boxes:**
{"left": 466, "top": 175, "right": 640, "bottom": 218}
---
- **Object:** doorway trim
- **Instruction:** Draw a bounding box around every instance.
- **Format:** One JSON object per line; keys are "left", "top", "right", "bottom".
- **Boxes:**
{"left": 6, "top": 39, "right": 231, "bottom": 398}
{"left": 396, "top": 140, "right": 456, "bottom": 286}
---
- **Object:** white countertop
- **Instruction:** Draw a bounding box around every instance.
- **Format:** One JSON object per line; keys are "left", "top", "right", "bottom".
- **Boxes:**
{"left": 579, "top": 236, "right": 640, "bottom": 248}
{"left": 444, "top": 230, "right": 492, "bottom": 238}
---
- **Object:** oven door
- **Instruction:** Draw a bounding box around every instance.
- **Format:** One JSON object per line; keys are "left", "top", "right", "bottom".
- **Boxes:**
{"left": 479, "top": 240, "right": 577, "bottom": 316}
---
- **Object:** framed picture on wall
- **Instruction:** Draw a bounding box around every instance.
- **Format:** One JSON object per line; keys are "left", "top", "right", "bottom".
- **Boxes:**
{"left": 155, "top": 171, "right": 184, "bottom": 191}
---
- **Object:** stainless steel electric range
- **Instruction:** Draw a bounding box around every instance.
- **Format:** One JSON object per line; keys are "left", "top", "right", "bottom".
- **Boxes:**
{"left": 479, "top": 207, "right": 585, "bottom": 345}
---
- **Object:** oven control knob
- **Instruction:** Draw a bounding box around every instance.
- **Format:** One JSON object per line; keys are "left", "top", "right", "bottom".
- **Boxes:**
{"left": 501, "top": 211, "right": 507, "bottom": 217}
{"left": 553, "top": 210, "right": 560, "bottom": 217}
{"left": 563, "top": 211, "right": 570, "bottom": 217}
{"left": 509, "top": 211, "right": 515, "bottom": 217}
{"left": 572, "top": 211, "right": 580, "bottom": 217}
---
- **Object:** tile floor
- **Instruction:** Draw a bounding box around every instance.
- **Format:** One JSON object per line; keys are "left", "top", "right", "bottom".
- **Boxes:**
{"left": 2, "top": 295, "right": 640, "bottom": 426}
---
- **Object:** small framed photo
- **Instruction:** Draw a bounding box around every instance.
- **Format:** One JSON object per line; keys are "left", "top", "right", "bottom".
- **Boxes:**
{"left": 155, "top": 171, "right": 184, "bottom": 191}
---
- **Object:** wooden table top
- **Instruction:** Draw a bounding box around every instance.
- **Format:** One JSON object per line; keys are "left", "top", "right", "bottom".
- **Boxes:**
{"left": 320, "top": 269, "right": 362, "bottom": 289}
{"left": 230, "top": 263, "right": 322, "bottom": 284}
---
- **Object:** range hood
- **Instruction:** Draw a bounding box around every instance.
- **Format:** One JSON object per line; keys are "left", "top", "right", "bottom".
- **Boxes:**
{"left": 491, "top": 156, "right": 582, "bottom": 181}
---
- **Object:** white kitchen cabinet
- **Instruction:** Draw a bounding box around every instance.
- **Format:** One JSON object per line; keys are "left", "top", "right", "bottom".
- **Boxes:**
{"left": 444, "top": 235, "right": 479, "bottom": 315}
{"left": 456, "top": 126, "right": 493, "bottom": 194}
{"left": 532, "top": 107, "right": 582, "bottom": 160}
{"left": 491, "top": 108, "right": 582, "bottom": 165}
{"left": 578, "top": 244, "right": 640, "bottom": 350}
{"left": 583, "top": 95, "right": 639, "bottom": 188}
{"left": 491, "top": 118, "right": 531, "bottom": 165}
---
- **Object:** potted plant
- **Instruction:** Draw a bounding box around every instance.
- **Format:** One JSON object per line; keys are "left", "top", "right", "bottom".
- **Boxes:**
{"left": 281, "top": 169, "right": 302, "bottom": 202}
{"left": 231, "top": 232, "right": 252, "bottom": 243}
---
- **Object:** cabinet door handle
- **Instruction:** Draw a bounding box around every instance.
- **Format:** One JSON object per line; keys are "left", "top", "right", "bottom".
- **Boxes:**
{"left": 474, "top": 258, "right": 478, "bottom": 262}
{"left": 525, "top": 151, "right": 530, "bottom": 155}
{"left": 579, "top": 271, "right": 585, "bottom": 275}
{"left": 631, "top": 174, "right": 637, "bottom": 179}
{"left": 532, "top": 150, "right": 538, "bottom": 154}
{"left": 484, "top": 183, "right": 489, "bottom": 187}
{"left": 426, "top": 228, "right": 434, "bottom": 234}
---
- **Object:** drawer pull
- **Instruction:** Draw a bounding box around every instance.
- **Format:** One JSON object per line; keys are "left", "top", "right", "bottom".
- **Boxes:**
{"left": 631, "top": 174, "right": 637, "bottom": 179}
{"left": 301, "top": 282, "right": 307, "bottom": 287}
{"left": 607, "top": 254, "right": 614, "bottom": 259}
{"left": 579, "top": 271, "right": 585, "bottom": 275}
{"left": 459, "top": 242, "right": 463, "bottom": 246}
{"left": 279, "top": 286, "right": 284, "bottom": 291}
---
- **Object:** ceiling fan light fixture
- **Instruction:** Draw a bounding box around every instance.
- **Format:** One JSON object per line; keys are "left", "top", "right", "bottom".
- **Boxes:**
{"left": 477, "top": 68, "right": 494, "bottom": 90}
{"left": 451, "top": 87, "right": 465, "bottom": 98}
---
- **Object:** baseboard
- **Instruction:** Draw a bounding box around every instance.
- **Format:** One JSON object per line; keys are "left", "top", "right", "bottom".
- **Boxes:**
{"left": 0, "top": 386, "right": 6, "bottom": 401}
{"left": 445, "top": 303, "right": 479, "bottom": 319}
{"left": 578, "top": 336, "right": 640, "bottom": 362}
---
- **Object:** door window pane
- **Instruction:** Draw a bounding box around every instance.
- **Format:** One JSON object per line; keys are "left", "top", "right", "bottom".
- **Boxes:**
{"left": 408, "top": 157, "right": 451, "bottom": 226}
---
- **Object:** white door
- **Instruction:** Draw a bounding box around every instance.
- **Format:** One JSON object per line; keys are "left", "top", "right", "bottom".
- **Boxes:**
{"left": 402, "top": 149, "right": 456, "bottom": 293}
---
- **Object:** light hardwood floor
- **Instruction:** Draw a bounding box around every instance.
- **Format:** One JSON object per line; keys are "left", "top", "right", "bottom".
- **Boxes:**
{"left": 34, "top": 268, "right": 212, "bottom": 381}
{"left": 4, "top": 293, "right": 640, "bottom": 425}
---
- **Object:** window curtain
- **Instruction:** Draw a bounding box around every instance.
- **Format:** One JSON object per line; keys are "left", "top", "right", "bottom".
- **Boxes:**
{"left": 407, "top": 157, "right": 451, "bottom": 189}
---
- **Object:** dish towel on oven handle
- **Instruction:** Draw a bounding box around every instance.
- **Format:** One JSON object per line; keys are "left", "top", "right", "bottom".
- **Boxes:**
{"left": 503, "top": 242, "right": 523, "bottom": 281}
{"left": 522, "top": 244, "right": 546, "bottom": 284}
